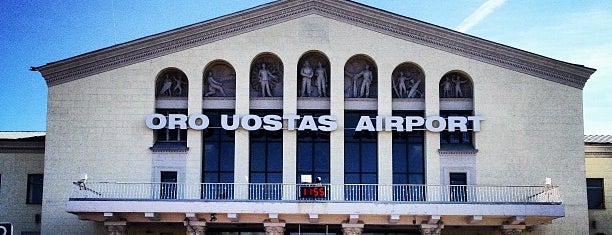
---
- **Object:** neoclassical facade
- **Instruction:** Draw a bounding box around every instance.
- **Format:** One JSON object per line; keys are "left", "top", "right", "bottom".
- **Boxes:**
{"left": 32, "top": 0, "right": 595, "bottom": 234}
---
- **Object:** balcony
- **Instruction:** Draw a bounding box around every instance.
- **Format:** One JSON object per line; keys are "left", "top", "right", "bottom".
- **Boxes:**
{"left": 67, "top": 182, "right": 563, "bottom": 226}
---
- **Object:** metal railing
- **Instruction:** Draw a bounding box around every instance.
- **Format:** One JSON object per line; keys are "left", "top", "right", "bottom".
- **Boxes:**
{"left": 69, "top": 182, "right": 562, "bottom": 204}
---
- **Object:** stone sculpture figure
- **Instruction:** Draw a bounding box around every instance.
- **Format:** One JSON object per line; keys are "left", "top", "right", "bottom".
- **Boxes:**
{"left": 353, "top": 65, "right": 373, "bottom": 98}
{"left": 159, "top": 74, "right": 173, "bottom": 96}
{"left": 173, "top": 74, "right": 187, "bottom": 96}
{"left": 394, "top": 72, "right": 408, "bottom": 98}
{"left": 204, "top": 72, "right": 227, "bottom": 97}
{"left": 315, "top": 62, "right": 327, "bottom": 97}
{"left": 452, "top": 75, "right": 468, "bottom": 98}
{"left": 258, "top": 63, "right": 277, "bottom": 97}
{"left": 440, "top": 77, "right": 452, "bottom": 98}
{"left": 300, "top": 61, "right": 314, "bottom": 97}
{"left": 407, "top": 76, "right": 422, "bottom": 98}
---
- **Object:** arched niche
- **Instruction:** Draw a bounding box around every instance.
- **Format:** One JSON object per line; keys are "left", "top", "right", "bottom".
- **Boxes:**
{"left": 439, "top": 71, "right": 473, "bottom": 98}
{"left": 392, "top": 63, "right": 425, "bottom": 99}
{"left": 250, "top": 53, "right": 283, "bottom": 98}
{"left": 155, "top": 68, "right": 188, "bottom": 98}
{"left": 203, "top": 60, "right": 236, "bottom": 97}
{"left": 344, "top": 55, "right": 377, "bottom": 99}
{"left": 297, "top": 51, "right": 330, "bottom": 98}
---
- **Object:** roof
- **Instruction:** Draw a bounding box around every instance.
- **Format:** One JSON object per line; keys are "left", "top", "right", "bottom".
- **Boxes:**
{"left": 0, "top": 131, "right": 46, "bottom": 140}
{"left": 584, "top": 135, "right": 612, "bottom": 144}
{"left": 32, "top": 0, "right": 595, "bottom": 89}
{"left": 0, "top": 132, "right": 46, "bottom": 153}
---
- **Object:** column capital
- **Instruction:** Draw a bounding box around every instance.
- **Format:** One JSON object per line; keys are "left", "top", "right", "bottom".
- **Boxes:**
{"left": 104, "top": 221, "right": 127, "bottom": 235}
{"left": 500, "top": 225, "right": 525, "bottom": 235}
{"left": 184, "top": 220, "right": 206, "bottom": 235}
{"left": 420, "top": 223, "right": 443, "bottom": 235}
{"left": 342, "top": 223, "right": 364, "bottom": 235}
{"left": 264, "top": 222, "right": 286, "bottom": 235}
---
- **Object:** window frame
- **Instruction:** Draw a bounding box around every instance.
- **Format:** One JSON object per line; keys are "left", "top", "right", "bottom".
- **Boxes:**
{"left": 26, "top": 174, "right": 44, "bottom": 204}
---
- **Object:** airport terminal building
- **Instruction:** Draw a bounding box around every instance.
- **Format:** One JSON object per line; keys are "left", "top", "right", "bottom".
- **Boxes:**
{"left": 29, "top": 0, "right": 596, "bottom": 234}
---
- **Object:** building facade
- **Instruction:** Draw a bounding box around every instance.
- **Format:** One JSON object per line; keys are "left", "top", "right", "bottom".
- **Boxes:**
{"left": 0, "top": 132, "right": 45, "bottom": 235}
{"left": 585, "top": 135, "right": 612, "bottom": 235}
{"left": 31, "top": 1, "right": 596, "bottom": 234}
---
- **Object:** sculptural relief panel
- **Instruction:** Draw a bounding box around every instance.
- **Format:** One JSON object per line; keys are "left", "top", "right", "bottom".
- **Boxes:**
{"left": 297, "top": 51, "right": 330, "bottom": 98}
{"left": 344, "top": 56, "right": 377, "bottom": 99}
{"left": 156, "top": 69, "right": 188, "bottom": 98}
{"left": 250, "top": 54, "right": 283, "bottom": 98}
{"left": 392, "top": 63, "right": 424, "bottom": 99}
{"left": 439, "top": 72, "right": 473, "bottom": 98}
{"left": 203, "top": 61, "right": 236, "bottom": 97}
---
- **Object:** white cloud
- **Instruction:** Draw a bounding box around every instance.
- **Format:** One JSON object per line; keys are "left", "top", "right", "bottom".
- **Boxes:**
{"left": 456, "top": 0, "right": 506, "bottom": 33}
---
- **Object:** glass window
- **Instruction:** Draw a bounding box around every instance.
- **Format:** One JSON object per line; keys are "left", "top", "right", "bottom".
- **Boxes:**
{"left": 297, "top": 110, "right": 330, "bottom": 184}
{"left": 152, "top": 109, "right": 188, "bottom": 150}
{"left": 393, "top": 112, "right": 425, "bottom": 184}
{"left": 344, "top": 111, "right": 377, "bottom": 201}
{"left": 202, "top": 110, "right": 235, "bottom": 199}
{"left": 440, "top": 110, "right": 473, "bottom": 146}
{"left": 27, "top": 174, "right": 43, "bottom": 204}
{"left": 249, "top": 110, "right": 283, "bottom": 200}
{"left": 587, "top": 178, "right": 605, "bottom": 209}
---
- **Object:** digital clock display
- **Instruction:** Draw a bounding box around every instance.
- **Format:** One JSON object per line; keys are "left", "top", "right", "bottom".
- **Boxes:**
{"left": 299, "top": 186, "right": 326, "bottom": 198}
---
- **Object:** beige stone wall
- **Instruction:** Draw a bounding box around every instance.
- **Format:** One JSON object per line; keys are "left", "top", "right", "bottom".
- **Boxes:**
{"left": 41, "top": 14, "right": 588, "bottom": 234}
{"left": 0, "top": 151, "right": 44, "bottom": 234}
{"left": 586, "top": 150, "right": 612, "bottom": 235}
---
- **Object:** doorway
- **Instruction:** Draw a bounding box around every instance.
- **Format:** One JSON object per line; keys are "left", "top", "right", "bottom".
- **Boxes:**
{"left": 160, "top": 171, "right": 178, "bottom": 199}
{"left": 449, "top": 172, "right": 467, "bottom": 202}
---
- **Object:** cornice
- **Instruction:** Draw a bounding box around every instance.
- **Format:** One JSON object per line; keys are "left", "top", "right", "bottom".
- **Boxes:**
{"left": 0, "top": 140, "right": 45, "bottom": 154}
{"left": 33, "top": 0, "right": 595, "bottom": 89}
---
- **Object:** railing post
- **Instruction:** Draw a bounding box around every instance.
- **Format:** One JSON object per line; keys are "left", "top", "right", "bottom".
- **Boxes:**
{"left": 378, "top": 184, "right": 392, "bottom": 202}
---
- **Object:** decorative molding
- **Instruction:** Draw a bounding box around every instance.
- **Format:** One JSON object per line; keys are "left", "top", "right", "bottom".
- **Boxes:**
{"left": 585, "top": 152, "right": 612, "bottom": 157}
{"left": 32, "top": 0, "right": 595, "bottom": 89}
{"left": 438, "top": 149, "right": 478, "bottom": 155}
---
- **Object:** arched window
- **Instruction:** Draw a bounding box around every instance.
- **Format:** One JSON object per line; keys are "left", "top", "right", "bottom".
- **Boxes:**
{"left": 439, "top": 71, "right": 475, "bottom": 149}
{"left": 152, "top": 68, "right": 189, "bottom": 152}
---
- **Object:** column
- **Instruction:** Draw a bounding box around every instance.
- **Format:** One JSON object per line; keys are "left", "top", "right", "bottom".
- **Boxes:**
{"left": 500, "top": 225, "right": 525, "bottom": 235}
{"left": 342, "top": 224, "right": 364, "bottom": 235}
{"left": 104, "top": 221, "right": 127, "bottom": 235}
{"left": 264, "top": 222, "right": 286, "bottom": 235}
{"left": 184, "top": 221, "right": 206, "bottom": 235}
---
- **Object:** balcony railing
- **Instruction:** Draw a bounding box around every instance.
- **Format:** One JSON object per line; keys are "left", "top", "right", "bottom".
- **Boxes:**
{"left": 69, "top": 182, "right": 562, "bottom": 204}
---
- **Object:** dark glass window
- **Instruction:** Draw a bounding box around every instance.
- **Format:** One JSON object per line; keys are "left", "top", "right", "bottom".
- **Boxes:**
{"left": 392, "top": 111, "right": 425, "bottom": 201}
{"left": 202, "top": 110, "right": 235, "bottom": 199}
{"left": 297, "top": 110, "right": 330, "bottom": 184}
{"left": 152, "top": 109, "right": 188, "bottom": 150}
{"left": 344, "top": 111, "right": 377, "bottom": 201}
{"left": 587, "top": 178, "right": 605, "bottom": 209}
{"left": 440, "top": 110, "right": 473, "bottom": 147}
{"left": 27, "top": 174, "right": 43, "bottom": 204}
{"left": 249, "top": 110, "right": 283, "bottom": 200}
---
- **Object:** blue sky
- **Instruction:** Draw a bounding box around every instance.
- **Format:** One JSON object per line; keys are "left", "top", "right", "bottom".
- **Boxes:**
{"left": 1, "top": 0, "right": 610, "bottom": 134}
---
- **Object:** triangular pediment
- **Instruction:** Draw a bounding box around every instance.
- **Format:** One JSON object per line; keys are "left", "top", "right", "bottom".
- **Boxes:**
{"left": 33, "top": 0, "right": 594, "bottom": 88}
